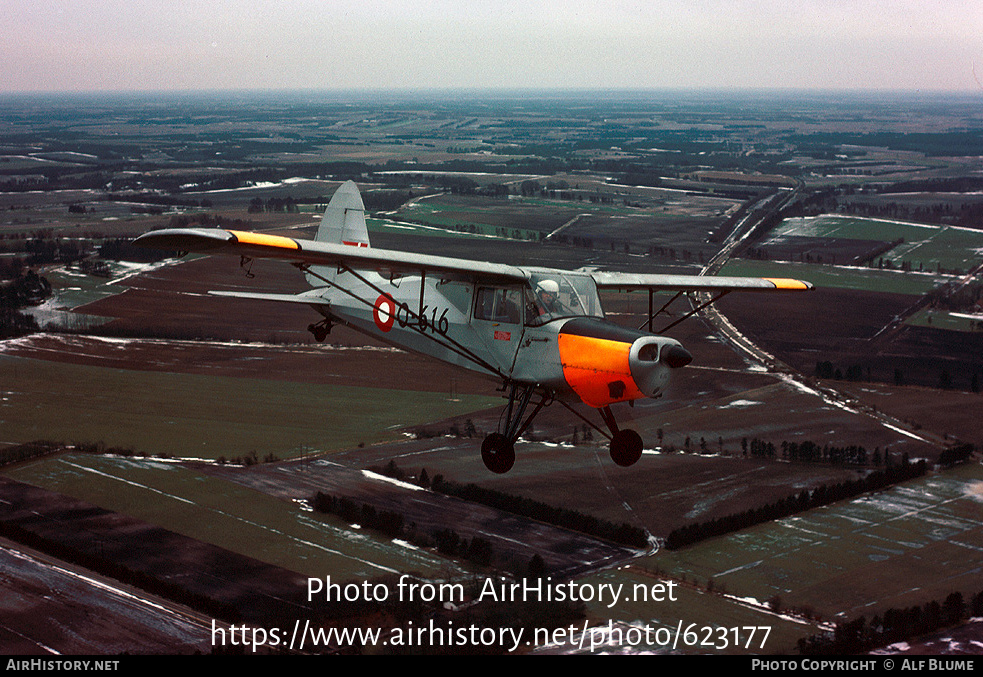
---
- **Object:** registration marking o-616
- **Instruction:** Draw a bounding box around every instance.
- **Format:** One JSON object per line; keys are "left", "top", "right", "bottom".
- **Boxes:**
{"left": 395, "top": 302, "right": 449, "bottom": 335}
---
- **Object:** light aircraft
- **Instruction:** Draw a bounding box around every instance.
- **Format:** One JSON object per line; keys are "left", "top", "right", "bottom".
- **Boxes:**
{"left": 134, "top": 181, "right": 812, "bottom": 473}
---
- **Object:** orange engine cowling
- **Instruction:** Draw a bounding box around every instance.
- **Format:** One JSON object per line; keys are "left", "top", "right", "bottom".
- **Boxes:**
{"left": 557, "top": 319, "right": 691, "bottom": 408}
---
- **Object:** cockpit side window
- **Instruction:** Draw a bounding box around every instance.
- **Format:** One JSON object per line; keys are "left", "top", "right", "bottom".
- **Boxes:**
{"left": 474, "top": 287, "right": 521, "bottom": 324}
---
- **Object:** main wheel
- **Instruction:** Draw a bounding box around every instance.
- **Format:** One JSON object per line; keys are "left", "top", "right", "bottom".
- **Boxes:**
{"left": 610, "top": 429, "right": 643, "bottom": 467}
{"left": 481, "top": 433, "right": 516, "bottom": 474}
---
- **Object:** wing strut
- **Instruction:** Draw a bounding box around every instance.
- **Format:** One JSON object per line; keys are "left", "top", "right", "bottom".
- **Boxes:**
{"left": 638, "top": 290, "right": 684, "bottom": 332}
{"left": 639, "top": 289, "right": 732, "bottom": 335}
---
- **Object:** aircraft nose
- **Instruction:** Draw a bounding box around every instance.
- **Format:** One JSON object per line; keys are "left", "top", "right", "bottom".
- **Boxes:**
{"left": 629, "top": 336, "right": 690, "bottom": 398}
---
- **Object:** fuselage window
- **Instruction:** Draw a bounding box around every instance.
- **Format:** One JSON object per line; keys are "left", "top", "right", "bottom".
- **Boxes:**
{"left": 475, "top": 287, "right": 521, "bottom": 324}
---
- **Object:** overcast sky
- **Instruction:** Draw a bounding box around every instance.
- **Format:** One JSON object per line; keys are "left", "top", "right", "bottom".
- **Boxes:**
{"left": 4, "top": 0, "right": 982, "bottom": 93}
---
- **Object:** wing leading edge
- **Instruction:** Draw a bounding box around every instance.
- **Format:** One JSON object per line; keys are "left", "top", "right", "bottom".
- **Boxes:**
{"left": 134, "top": 228, "right": 812, "bottom": 293}
{"left": 133, "top": 227, "right": 526, "bottom": 284}
{"left": 589, "top": 271, "right": 813, "bottom": 293}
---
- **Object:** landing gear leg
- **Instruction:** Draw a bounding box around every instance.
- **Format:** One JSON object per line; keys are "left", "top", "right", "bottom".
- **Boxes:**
{"left": 600, "top": 406, "right": 643, "bottom": 467}
{"left": 480, "top": 383, "right": 550, "bottom": 474}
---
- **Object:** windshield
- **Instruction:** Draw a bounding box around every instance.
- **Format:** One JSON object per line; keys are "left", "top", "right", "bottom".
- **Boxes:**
{"left": 524, "top": 272, "right": 603, "bottom": 326}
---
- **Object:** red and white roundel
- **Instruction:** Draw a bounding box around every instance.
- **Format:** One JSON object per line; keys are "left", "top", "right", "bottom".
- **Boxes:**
{"left": 373, "top": 294, "right": 396, "bottom": 332}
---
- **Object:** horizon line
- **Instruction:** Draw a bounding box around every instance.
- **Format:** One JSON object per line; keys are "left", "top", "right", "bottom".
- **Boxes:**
{"left": 2, "top": 85, "right": 982, "bottom": 99}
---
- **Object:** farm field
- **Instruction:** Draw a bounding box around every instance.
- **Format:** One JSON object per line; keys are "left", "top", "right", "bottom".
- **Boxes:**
{"left": 397, "top": 193, "right": 580, "bottom": 234}
{"left": 366, "top": 216, "right": 515, "bottom": 241}
{"left": 3, "top": 453, "right": 458, "bottom": 580}
{"left": 0, "top": 354, "right": 499, "bottom": 459}
{"left": 24, "top": 260, "right": 182, "bottom": 331}
{"left": 719, "top": 258, "right": 945, "bottom": 296}
{"left": 0, "top": 540, "right": 211, "bottom": 654}
{"left": 3, "top": 89, "right": 983, "bottom": 654}
{"left": 835, "top": 382, "right": 983, "bottom": 444}
{"left": 572, "top": 566, "right": 823, "bottom": 655}
{"left": 392, "top": 192, "right": 735, "bottom": 255}
{"left": 7, "top": 443, "right": 980, "bottom": 655}
{"left": 767, "top": 214, "right": 983, "bottom": 273}
{"left": 905, "top": 307, "right": 983, "bottom": 333}
{"left": 558, "top": 462, "right": 983, "bottom": 655}
{"left": 652, "top": 462, "right": 983, "bottom": 621}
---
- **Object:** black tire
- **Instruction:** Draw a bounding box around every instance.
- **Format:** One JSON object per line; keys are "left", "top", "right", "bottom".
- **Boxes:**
{"left": 610, "top": 429, "right": 643, "bottom": 467}
{"left": 481, "top": 433, "right": 516, "bottom": 474}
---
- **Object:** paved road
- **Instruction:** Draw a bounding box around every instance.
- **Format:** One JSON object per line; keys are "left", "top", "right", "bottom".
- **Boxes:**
{"left": 693, "top": 187, "right": 944, "bottom": 449}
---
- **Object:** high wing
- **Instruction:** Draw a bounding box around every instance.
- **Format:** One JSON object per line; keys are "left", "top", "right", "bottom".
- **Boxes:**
{"left": 589, "top": 271, "right": 813, "bottom": 292}
{"left": 132, "top": 227, "right": 526, "bottom": 285}
{"left": 136, "top": 227, "right": 814, "bottom": 293}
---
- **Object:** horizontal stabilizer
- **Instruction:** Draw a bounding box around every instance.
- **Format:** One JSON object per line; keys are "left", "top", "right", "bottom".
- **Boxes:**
{"left": 210, "top": 290, "right": 329, "bottom": 304}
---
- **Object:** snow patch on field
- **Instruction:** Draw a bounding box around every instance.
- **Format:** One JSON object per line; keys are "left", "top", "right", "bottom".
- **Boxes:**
{"left": 720, "top": 399, "right": 762, "bottom": 409}
{"left": 362, "top": 469, "right": 424, "bottom": 491}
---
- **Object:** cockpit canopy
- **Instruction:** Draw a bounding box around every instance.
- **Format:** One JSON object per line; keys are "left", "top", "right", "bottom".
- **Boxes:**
{"left": 472, "top": 271, "right": 603, "bottom": 327}
{"left": 524, "top": 272, "right": 603, "bottom": 326}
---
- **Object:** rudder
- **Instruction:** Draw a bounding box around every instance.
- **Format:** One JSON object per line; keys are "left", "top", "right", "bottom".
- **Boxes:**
{"left": 306, "top": 180, "right": 368, "bottom": 286}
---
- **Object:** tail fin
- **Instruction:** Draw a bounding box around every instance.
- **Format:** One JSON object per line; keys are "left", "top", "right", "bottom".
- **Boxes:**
{"left": 306, "top": 180, "right": 368, "bottom": 286}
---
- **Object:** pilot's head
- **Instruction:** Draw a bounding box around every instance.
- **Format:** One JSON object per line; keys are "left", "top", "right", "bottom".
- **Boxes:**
{"left": 537, "top": 279, "right": 559, "bottom": 306}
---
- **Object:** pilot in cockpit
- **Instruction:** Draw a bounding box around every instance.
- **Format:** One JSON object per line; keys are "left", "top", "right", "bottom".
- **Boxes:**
{"left": 536, "top": 279, "right": 560, "bottom": 313}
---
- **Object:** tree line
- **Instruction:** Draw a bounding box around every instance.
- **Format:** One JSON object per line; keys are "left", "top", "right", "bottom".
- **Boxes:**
{"left": 0, "top": 440, "right": 62, "bottom": 467}
{"left": 798, "top": 589, "right": 983, "bottom": 655}
{"left": 375, "top": 460, "right": 648, "bottom": 549}
{"left": 311, "top": 490, "right": 496, "bottom": 568}
{"left": 0, "top": 516, "right": 240, "bottom": 623}
{"left": 0, "top": 269, "right": 50, "bottom": 338}
{"left": 816, "top": 358, "right": 983, "bottom": 394}
{"left": 664, "top": 459, "right": 927, "bottom": 550}
{"left": 742, "top": 434, "right": 901, "bottom": 467}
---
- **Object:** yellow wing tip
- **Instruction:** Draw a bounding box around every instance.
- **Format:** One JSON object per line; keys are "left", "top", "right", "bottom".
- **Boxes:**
{"left": 764, "top": 278, "right": 813, "bottom": 290}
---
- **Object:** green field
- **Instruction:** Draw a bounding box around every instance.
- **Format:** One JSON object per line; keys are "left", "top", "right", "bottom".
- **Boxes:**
{"left": 4, "top": 453, "right": 458, "bottom": 579}
{"left": 773, "top": 214, "right": 983, "bottom": 273}
{"left": 564, "top": 462, "right": 983, "bottom": 653}
{"left": 365, "top": 216, "right": 530, "bottom": 241}
{"left": 0, "top": 355, "right": 500, "bottom": 459}
{"left": 29, "top": 260, "right": 177, "bottom": 330}
{"left": 719, "top": 259, "right": 944, "bottom": 295}
{"left": 391, "top": 198, "right": 548, "bottom": 241}
{"left": 395, "top": 194, "right": 659, "bottom": 235}
{"left": 6, "top": 350, "right": 981, "bottom": 654}
{"left": 575, "top": 566, "right": 823, "bottom": 655}
{"left": 905, "top": 308, "right": 983, "bottom": 332}
{"left": 651, "top": 463, "right": 983, "bottom": 621}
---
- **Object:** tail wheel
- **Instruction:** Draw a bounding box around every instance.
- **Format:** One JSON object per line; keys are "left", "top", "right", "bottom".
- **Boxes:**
{"left": 481, "top": 433, "right": 516, "bottom": 474}
{"left": 308, "top": 320, "right": 331, "bottom": 342}
{"left": 610, "top": 429, "right": 643, "bottom": 467}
